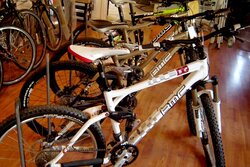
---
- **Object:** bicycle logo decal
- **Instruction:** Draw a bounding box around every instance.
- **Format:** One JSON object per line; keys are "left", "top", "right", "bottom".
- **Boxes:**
{"left": 176, "top": 66, "right": 189, "bottom": 75}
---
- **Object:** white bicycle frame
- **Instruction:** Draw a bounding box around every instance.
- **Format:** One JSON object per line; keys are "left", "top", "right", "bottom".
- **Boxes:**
{"left": 47, "top": 49, "right": 221, "bottom": 166}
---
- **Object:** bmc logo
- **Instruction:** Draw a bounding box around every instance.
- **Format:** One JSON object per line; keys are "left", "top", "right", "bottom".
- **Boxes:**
{"left": 176, "top": 66, "right": 189, "bottom": 75}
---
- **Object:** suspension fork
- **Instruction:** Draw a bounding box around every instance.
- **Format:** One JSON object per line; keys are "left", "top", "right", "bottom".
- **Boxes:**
{"left": 211, "top": 76, "right": 221, "bottom": 132}
{"left": 200, "top": 76, "right": 221, "bottom": 133}
{"left": 191, "top": 87, "right": 204, "bottom": 137}
{"left": 192, "top": 76, "right": 222, "bottom": 138}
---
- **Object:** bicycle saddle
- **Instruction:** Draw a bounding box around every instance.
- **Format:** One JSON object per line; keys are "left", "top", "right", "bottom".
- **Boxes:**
{"left": 88, "top": 19, "right": 129, "bottom": 33}
{"left": 68, "top": 45, "right": 130, "bottom": 63}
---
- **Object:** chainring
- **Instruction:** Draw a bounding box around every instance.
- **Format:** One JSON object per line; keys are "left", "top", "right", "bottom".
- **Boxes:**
{"left": 110, "top": 144, "right": 139, "bottom": 166}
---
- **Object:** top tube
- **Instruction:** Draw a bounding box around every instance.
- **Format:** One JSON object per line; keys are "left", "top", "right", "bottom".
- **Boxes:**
{"left": 133, "top": 4, "right": 186, "bottom": 19}
{"left": 154, "top": 5, "right": 186, "bottom": 16}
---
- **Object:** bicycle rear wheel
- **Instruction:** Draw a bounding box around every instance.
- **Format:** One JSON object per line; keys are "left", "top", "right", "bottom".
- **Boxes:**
{"left": 0, "top": 26, "right": 36, "bottom": 85}
{"left": 0, "top": 105, "right": 106, "bottom": 167}
{"left": 199, "top": 94, "right": 225, "bottom": 166}
{"left": 19, "top": 60, "right": 103, "bottom": 110}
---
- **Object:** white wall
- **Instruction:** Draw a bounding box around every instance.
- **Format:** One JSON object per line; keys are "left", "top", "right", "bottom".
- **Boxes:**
{"left": 91, "top": 0, "right": 108, "bottom": 19}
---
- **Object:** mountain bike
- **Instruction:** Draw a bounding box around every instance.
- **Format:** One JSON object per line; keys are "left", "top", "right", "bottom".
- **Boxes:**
{"left": 50, "top": 0, "right": 188, "bottom": 63}
{"left": 0, "top": 23, "right": 243, "bottom": 166}
{"left": 18, "top": 9, "right": 229, "bottom": 138}
{"left": 17, "top": 0, "right": 192, "bottom": 106}
{"left": 0, "top": 25, "right": 36, "bottom": 85}
{"left": 18, "top": 8, "right": 229, "bottom": 139}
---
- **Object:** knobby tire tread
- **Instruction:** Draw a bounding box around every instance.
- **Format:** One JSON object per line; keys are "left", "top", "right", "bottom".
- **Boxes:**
{"left": 200, "top": 94, "right": 225, "bottom": 167}
{"left": 19, "top": 60, "right": 98, "bottom": 109}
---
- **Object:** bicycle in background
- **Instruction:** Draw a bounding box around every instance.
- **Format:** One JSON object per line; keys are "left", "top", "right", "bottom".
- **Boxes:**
{"left": 0, "top": 25, "right": 36, "bottom": 85}
{"left": 30, "top": 0, "right": 62, "bottom": 51}
{"left": 2, "top": 0, "right": 46, "bottom": 69}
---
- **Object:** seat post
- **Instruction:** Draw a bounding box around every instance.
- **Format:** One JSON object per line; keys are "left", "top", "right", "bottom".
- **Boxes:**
{"left": 97, "top": 61, "right": 111, "bottom": 91}
{"left": 117, "top": 4, "right": 125, "bottom": 22}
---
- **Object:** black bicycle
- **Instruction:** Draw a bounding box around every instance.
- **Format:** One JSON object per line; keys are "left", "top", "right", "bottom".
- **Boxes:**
{"left": 2, "top": 1, "right": 46, "bottom": 69}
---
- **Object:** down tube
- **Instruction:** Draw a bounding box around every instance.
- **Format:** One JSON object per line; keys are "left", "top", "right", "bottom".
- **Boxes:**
{"left": 128, "top": 82, "right": 189, "bottom": 145}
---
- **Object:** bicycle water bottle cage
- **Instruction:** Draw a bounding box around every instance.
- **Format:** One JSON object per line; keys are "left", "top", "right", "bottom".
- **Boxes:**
{"left": 88, "top": 20, "right": 129, "bottom": 33}
{"left": 68, "top": 45, "right": 130, "bottom": 63}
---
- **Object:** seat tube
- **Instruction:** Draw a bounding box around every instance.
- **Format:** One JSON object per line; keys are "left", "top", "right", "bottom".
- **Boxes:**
{"left": 117, "top": 5, "right": 125, "bottom": 22}
{"left": 97, "top": 61, "right": 111, "bottom": 91}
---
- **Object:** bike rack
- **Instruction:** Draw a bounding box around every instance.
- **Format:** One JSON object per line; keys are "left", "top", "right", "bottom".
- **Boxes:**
{"left": 15, "top": 53, "right": 52, "bottom": 166}
{"left": 14, "top": 1, "right": 93, "bottom": 164}
{"left": 15, "top": 99, "right": 26, "bottom": 167}
{"left": 46, "top": 53, "right": 53, "bottom": 135}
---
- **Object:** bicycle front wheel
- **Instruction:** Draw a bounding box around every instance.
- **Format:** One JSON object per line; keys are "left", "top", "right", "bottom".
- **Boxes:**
{"left": 200, "top": 94, "right": 225, "bottom": 166}
{"left": 0, "top": 60, "right": 3, "bottom": 90}
{"left": 17, "top": 9, "right": 47, "bottom": 69}
{"left": 0, "top": 26, "right": 36, "bottom": 85}
{"left": 186, "top": 90, "right": 197, "bottom": 135}
{"left": 0, "top": 105, "right": 106, "bottom": 167}
{"left": 42, "top": 5, "right": 62, "bottom": 51}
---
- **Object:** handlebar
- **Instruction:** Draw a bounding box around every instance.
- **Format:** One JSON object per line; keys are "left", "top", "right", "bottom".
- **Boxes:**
{"left": 140, "top": 24, "right": 243, "bottom": 50}
{"left": 155, "top": 8, "right": 230, "bottom": 25}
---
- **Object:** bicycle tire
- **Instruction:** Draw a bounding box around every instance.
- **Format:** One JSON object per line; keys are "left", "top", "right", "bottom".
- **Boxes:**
{"left": 19, "top": 60, "right": 103, "bottom": 110}
{"left": 184, "top": 47, "right": 199, "bottom": 136}
{"left": 0, "top": 26, "right": 36, "bottom": 85}
{"left": 72, "top": 22, "right": 87, "bottom": 41}
{"left": 2, "top": 2, "right": 46, "bottom": 69}
{"left": 0, "top": 105, "right": 106, "bottom": 167}
{"left": 186, "top": 90, "right": 197, "bottom": 135}
{"left": 51, "top": 37, "right": 110, "bottom": 62}
{"left": 17, "top": 9, "right": 47, "bottom": 69}
{"left": 0, "top": 60, "right": 3, "bottom": 90}
{"left": 200, "top": 94, "right": 225, "bottom": 166}
{"left": 41, "top": 5, "right": 62, "bottom": 51}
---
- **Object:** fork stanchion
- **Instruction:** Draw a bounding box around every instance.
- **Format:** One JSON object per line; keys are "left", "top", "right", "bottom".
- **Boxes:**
{"left": 15, "top": 98, "right": 26, "bottom": 167}
{"left": 46, "top": 53, "right": 52, "bottom": 135}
